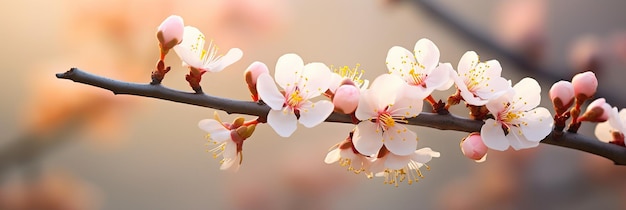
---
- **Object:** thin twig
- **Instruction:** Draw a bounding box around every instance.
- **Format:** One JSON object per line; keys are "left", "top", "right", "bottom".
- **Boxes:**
{"left": 56, "top": 68, "right": 626, "bottom": 165}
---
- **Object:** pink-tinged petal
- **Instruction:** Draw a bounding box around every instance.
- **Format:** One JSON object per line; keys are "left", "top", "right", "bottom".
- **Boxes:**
{"left": 388, "top": 92, "right": 422, "bottom": 118}
{"left": 198, "top": 119, "right": 230, "bottom": 143}
{"left": 333, "top": 85, "right": 360, "bottom": 114}
{"left": 457, "top": 51, "right": 479, "bottom": 75}
{"left": 412, "top": 147, "right": 440, "bottom": 163}
{"left": 220, "top": 157, "right": 239, "bottom": 171}
{"left": 298, "top": 100, "right": 334, "bottom": 128}
{"left": 256, "top": 73, "right": 285, "bottom": 110}
{"left": 173, "top": 26, "right": 205, "bottom": 68}
{"left": 275, "top": 53, "right": 304, "bottom": 89}
{"left": 368, "top": 74, "right": 405, "bottom": 108}
{"left": 474, "top": 76, "right": 511, "bottom": 101}
{"left": 368, "top": 158, "right": 385, "bottom": 174}
{"left": 157, "top": 15, "right": 184, "bottom": 46}
{"left": 353, "top": 121, "right": 384, "bottom": 156}
{"left": 206, "top": 48, "right": 243, "bottom": 72}
{"left": 386, "top": 46, "right": 416, "bottom": 81}
{"left": 512, "top": 78, "right": 541, "bottom": 111}
{"left": 549, "top": 81, "right": 575, "bottom": 106}
{"left": 519, "top": 107, "right": 553, "bottom": 141}
{"left": 383, "top": 126, "right": 418, "bottom": 156}
{"left": 267, "top": 109, "right": 298, "bottom": 137}
{"left": 614, "top": 108, "right": 626, "bottom": 132}
{"left": 430, "top": 63, "right": 454, "bottom": 91}
{"left": 324, "top": 148, "right": 341, "bottom": 164}
{"left": 507, "top": 127, "right": 540, "bottom": 150}
{"left": 485, "top": 90, "right": 514, "bottom": 114}
{"left": 328, "top": 73, "right": 343, "bottom": 93}
{"left": 414, "top": 38, "right": 440, "bottom": 72}
{"left": 483, "top": 60, "right": 503, "bottom": 77}
{"left": 571, "top": 71, "right": 598, "bottom": 98}
{"left": 384, "top": 153, "right": 411, "bottom": 170}
{"left": 300, "top": 62, "right": 331, "bottom": 98}
{"left": 355, "top": 90, "right": 379, "bottom": 121}
{"left": 595, "top": 120, "right": 614, "bottom": 143}
{"left": 222, "top": 141, "right": 237, "bottom": 159}
{"left": 481, "top": 119, "right": 510, "bottom": 151}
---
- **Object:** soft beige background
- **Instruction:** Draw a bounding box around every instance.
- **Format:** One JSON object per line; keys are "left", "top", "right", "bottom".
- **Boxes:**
{"left": 1, "top": 0, "right": 626, "bottom": 209}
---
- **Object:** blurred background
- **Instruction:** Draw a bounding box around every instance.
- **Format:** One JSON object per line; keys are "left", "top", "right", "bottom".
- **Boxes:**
{"left": 1, "top": 0, "right": 626, "bottom": 209}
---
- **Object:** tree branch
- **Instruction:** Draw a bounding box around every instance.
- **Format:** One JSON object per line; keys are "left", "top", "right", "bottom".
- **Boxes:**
{"left": 55, "top": 68, "right": 626, "bottom": 165}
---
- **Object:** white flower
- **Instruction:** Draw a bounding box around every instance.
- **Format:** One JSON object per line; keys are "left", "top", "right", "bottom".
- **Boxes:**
{"left": 173, "top": 26, "right": 243, "bottom": 73}
{"left": 324, "top": 135, "right": 372, "bottom": 173}
{"left": 353, "top": 74, "right": 424, "bottom": 156}
{"left": 256, "top": 53, "right": 335, "bottom": 137}
{"left": 198, "top": 118, "right": 242, "bottom": 171}
{"left": 481, "top": 78, "right": 553, "bottom": 151}
{"left": 386, "top": 38, "right": 454, "bottom": 96}
{"left": 453, "top": 51, "right": 511, "bottom": 106}
{"left": 368, "top": 147, "right": 440, "bottom": 187}
{"left": 595, "top": 108, "right": 626, "bottom": 143}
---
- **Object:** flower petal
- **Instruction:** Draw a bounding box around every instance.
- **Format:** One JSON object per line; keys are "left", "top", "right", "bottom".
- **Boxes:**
{"left": 368, "top": 74, "right": 405, "bottom": 108}
{"left": 198, "top": 119, "right": 230, "bottom": 142}
{"left": 324, "top": 148, "right": 341, "bottom": 164}
{"left": 595, "top": 120, "right": 614, "bottom": 143}
{"left": 384, "top": 153, "right": 411, "bottom": 170}
{"left": 267, "top": 109, "right": 297, "bottom": 137}
{"left": 507, "top": 127, "right": 540, "bottom": 150}
{"left": 481, "top": 119, "right": 510, "bottom": 151}
{"left": 206, "top": 48, "right": 243, "bottom": 72}
{"left": 414, "top": 38, "right": 440, "bottom": 72}
{"left": 353, "top": 121, "right": 384, "bottom": 156}
{"left": 173, "top": 26, "right": 205, "bottom": 68}
{"left": 412, "top": 147, "right": 440, "bottom": 163}
{"left": 386, "top": 46, "right": 415, "bottom": 81}
{"left": 355, "top": 90, "right": 378, "bottom": 121}
{"left": 383, "top": 126, "right": 418, "bottom": 156}
{"left": 298, "top": 100, "right": 334, "bottom": 128}
{"left": 328, "top": 73, "right": 343, "bottom": 93}
{"left": 430, "top": 63, "right": 454, "bottom": 91}
{"left": 512, "top": 77, "right": 542, "bottom": 111}
{"left": 474, "top": 76, "right": 511, "bottom": 101}
{"left": 256, "top": 73, "right": 285, "bottom": 110}
{"left": 275, "top": 53, "right": 304, "bottom": 89}
{"left": 222, "top": 141, "right": 237, "bottom": 159}
{"left": 457, "top": 51, "right": 478, "bottom": 75}
{"left": 388, "top": 91, "right": 422, "bottom": 118}
{"left": 300, "top": 62, "right": 331, "bottom": 98}
{"left": 519, "top": 107, "right": 553, "bottom": 141}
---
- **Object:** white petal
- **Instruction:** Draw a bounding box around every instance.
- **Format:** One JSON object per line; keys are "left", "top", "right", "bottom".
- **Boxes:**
{"left": 414, "top": 38, "right": 440, "bottom": 72}
{"left": 483, "top": 60, "right": 503, "bottom": 77}
{"left": 206, "top": 48, "right": 243, "bottom": 72}
{"left": 298, "top": 100, "right": 334, "bottom": 128}
{"left": 609, "top": 107, "right": 626, "bottom": 132}
{"left": 300, "top": 62, "right": 331, "bottom": 98}
{"left": 324, "top": 148, "right": 341, "bottom": 164}
{"left": 256, "top": 73, "right": 285, "bottom": 110}
{"left": 173, "top": 26, "right": 205, "bottom": 68}
{"left": 355, "top": 91, "right": 378, "bottom": 121}
{"left": 507, "top": 127, "right": 540, "bottom": 150}
{"left": 198, "top": 119, "right": 230, "bottom": 142}
{"left": 412, "top": 147, "right": 440, "bottom": 163}
{"left": 222, "top": 142, "right": 237, "bottom": 159}
{"left": 485, "top": 90, "right": 513, "bottom": 114}
{"left": 384, "top": 153, "right": 411, "bottom": 170}
{"left": 432, "top": 63, "right": 455, "bottom": 91}
{"left": 512, "top": 78, "right": 542, "bottom": 110}
{"left": 328, "top": 73, "right": 343, "bottom": 93}
{"left": 457, "top": 51, "right": 478, "bottom": 75}
{"left": 519, "top": 107, "right": 553, "bottom": 141}
{"left": 383, "top": 126, "right": 418, "bottom": 156}
{"left": 388, "top": 93, "right": 422, "bottom": 118}
{"left": 386, "top": 46, "right": 415, "bottom": 81}
{"left": 474, "top": 76, "right": 511, "bottom": 101}
{"left": 353, "top": 121, "right": 384, "bottom": 156}
{"left": 275, "top": 53, "right": 304, "bottom": 89}
{"left": 481, "top": 119, "right": 510, "bottom": 151}
{"left": 267, "top": 109, "right": 298, "bottom": 137}
{"left": 595, "top": 120, "right": 614, "bottom": 143}
{"left": 220, "top": 157, "right": 236, "bottom": 170}
{"left": 368, "top": 74, "right": 405, "bottom": 108}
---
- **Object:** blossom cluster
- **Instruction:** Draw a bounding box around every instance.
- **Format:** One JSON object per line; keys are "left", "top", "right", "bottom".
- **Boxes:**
{"left": 152, "top": 15, "right": 619, "bottom": 185}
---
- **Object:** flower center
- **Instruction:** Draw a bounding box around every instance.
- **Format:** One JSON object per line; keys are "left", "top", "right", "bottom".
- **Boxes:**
{"left": 464, "top": 62, "right": 491, "bottom": 91}
{"left": 409, "top": 69, "right": 427, "bottom": 87}
{"left": 378, "top": 113, "right": 396, "bottom": 131}
{"left": 286, "top": 89, "right": 303, "bottom": 108}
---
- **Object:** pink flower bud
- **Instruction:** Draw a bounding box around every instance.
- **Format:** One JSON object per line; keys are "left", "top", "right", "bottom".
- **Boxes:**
{"left": 244, "top": 62, "right": 269, "bottom": 101}
{"left": 333, "top": 85, "right": 360, "bottom": 114}
{"left": 157, "top": 15, "right": 184, "bottom": 54}
{"left": 549, "top": 81, "right": 574, "bottom": 114}
{"left": 460, "top": 133, "right": 488, "bottom": 162}
{"left": 571, "top": 71, "right": 598, "bottom": 99}
{"left": 578, "top": 98, "right": 612, "bottom": 122}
